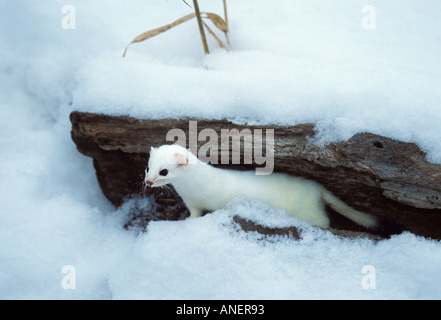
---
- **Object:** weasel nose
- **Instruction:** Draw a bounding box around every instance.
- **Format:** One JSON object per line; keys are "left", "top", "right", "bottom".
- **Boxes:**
{"left": 145, "top": 179, "right": 154, "bottom": 187}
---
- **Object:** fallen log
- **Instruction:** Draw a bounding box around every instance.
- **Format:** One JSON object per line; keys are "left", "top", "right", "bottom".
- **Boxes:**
{"left": 232, "top": 216, "right": 384, "bottom": 241}
{"left": 70, "top": 111, "right": 441, "bottom": 239}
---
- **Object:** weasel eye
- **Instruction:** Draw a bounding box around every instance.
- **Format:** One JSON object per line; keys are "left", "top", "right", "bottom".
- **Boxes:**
{"left": 159, "top": 169, "right": 168, "bottom": 176}
{"left": 146, "top": 167, "right": 149, "bottom": 173}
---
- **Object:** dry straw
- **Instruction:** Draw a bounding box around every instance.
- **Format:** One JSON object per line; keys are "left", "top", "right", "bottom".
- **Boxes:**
{"left": 123, "top": 0, "right": 229, "bottom": 57}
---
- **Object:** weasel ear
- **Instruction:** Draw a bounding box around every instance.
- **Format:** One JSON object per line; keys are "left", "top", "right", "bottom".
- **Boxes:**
{"left": 150, "top": 146, "right": 156, "bottom": 154}
{"left": 175, "top": 153, "right": 188, "bottom": 167}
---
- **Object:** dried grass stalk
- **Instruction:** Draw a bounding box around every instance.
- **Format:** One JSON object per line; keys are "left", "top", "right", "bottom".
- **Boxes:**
{"left": 202, "top": 13, "right": 228, "bottom": 32}
{"left": 202, "top": 21, "right": 226, "bottom": 49}
{"left": 193, "top": 0, "right": 209, "bottom": 54}
{"left": 223, "top": 0, "right": 230, "bottom": 46}
{"left": 123, "top": 13, "right": 196, "bottom": 57}
{"left": 123, "top": 4, "right": 230, "bottom": 56}
{"left": 223, "top": 0, "right": 229, "bottom": 33}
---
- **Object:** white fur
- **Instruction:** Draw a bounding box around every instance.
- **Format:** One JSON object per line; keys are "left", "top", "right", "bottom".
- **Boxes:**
{"left": 145, "top": 144, "right": 377, "bottom": 229}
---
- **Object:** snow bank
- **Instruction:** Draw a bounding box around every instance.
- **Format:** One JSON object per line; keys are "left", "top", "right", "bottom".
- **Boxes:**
{"left": 82, "top": 198, "right": 441, "bottom": 300}
{"left": 1, "top": 0, "right": 441, "bottom": 299}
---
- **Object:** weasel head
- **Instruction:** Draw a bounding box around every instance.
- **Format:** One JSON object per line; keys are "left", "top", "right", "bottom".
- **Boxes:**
{"left": 144, "top": 145, "right": 192, "bottom": 188}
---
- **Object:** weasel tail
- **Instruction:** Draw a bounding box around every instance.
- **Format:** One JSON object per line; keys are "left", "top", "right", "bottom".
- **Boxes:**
{"left": 321, "top": 189, "right": 404, "bottom": 237}
{"left": 145, "top": 144, "right": 403, "bottom": 237}
{"left": 321, "top": 190, "right": 377, "bottom": 229}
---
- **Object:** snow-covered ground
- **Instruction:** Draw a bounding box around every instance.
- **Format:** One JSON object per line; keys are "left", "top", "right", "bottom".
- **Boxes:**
{"left": 1, "top": 0, "right": 441, "bottom": 299}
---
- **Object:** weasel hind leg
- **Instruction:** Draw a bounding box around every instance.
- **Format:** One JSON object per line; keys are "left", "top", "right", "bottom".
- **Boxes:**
{"left": 187, "top": 206, "right": 203, "bottom": 219}
{"left": 308, "top": 201, "right": 330, "bottom": 228}
{"left": 287, "top": 198, "right": 330, "bottom": 228}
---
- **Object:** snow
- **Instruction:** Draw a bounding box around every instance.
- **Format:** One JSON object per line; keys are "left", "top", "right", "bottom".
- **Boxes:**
{"left": 1, "top": 0, "right": 441, "bottom": 299}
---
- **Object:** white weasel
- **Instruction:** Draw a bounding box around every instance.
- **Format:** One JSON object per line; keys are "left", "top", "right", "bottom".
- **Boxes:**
{"left": 144, "top": 144, "right": 378, "bottom": 230}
